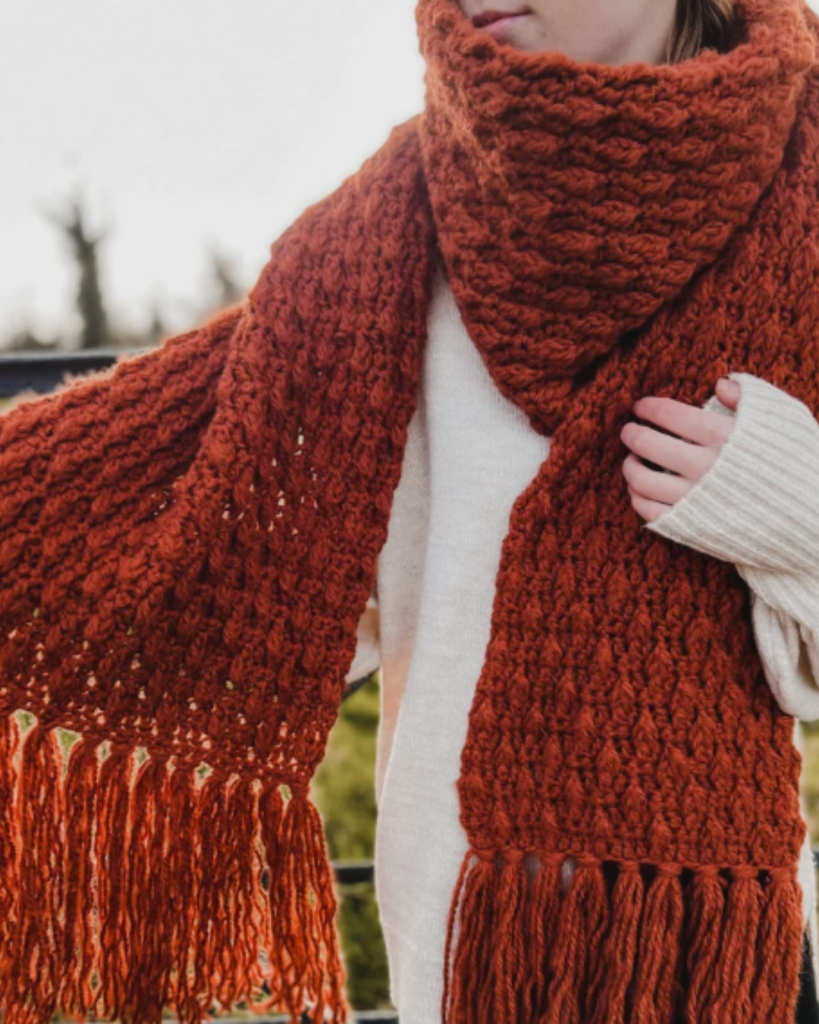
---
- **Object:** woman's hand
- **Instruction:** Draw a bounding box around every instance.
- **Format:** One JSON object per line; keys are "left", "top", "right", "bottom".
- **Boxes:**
{"left": 620, "top": 376, "right": 741, "bottom": 524}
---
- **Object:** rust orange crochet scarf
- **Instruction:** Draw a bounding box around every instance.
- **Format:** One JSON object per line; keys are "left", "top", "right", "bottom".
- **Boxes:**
{"left": 1, "top": 0, "right": 819, "bottom": 1020}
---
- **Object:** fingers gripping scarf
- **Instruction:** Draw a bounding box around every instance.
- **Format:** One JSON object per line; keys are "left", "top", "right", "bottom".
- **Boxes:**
{"left": 1, "top": 0, "right": 819, "bottom": 1019}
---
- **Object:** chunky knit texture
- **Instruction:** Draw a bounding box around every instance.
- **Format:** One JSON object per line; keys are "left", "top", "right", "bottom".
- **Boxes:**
{"left": 348, "top": 280, "right": 819, "bottom": 1020}
{"left": 1, "top": 0, "right": 819, "bottom": 1020}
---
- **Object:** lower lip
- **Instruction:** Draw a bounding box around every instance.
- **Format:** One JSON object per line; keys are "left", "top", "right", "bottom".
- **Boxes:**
{"left": 478, "top": 13, "right": 530, "bottom": 39}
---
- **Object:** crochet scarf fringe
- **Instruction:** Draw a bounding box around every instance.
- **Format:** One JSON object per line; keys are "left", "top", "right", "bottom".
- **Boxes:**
{"left": 441, "top": 849, "right": 803, "bottom": 1023}
{"left": 0, "top": 709, "right": 803, "bottom": 1022}
{"left": 0, "top": 715, "right": 346, "bottom": 1021}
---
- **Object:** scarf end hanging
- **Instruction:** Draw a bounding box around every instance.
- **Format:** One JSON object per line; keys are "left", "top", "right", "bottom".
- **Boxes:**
{"left": 0, "top": 712, "right": 351, "bottom": 1024}
{"left": 441, "top": 843, "right": 805, "bottom": 1024}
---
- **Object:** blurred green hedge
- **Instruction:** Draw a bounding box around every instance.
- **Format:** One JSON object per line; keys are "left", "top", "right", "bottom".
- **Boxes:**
{"left": 312, "top": 671, "right": 394, "bottom": 1012}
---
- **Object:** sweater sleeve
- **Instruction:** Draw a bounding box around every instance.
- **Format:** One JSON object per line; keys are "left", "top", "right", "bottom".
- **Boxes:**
{"left": 344, "top": 577, "right": 381, "bottom": 685}
{"left": 643, "top": 370, "right": 819, "bottom": 720}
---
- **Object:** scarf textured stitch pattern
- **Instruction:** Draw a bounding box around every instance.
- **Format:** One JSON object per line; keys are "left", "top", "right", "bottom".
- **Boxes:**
{"left": 1, "top": 0, "right": 819, "bottom": 1020}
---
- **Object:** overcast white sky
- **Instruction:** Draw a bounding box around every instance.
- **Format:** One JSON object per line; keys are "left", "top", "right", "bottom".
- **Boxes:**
{"left": 4, "top": 2, "right": 818, "bottom": 346}
{"left": 2, "top": 1, "right": 425, "bottom": 344}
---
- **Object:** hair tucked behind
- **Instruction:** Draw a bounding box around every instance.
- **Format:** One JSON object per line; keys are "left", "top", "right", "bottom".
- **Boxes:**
{"left": 669, "top": 0, "right": 736, "bottom": 61}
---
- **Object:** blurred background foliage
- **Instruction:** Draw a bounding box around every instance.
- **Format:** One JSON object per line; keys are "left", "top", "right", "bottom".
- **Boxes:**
{"left": 1, "top": 193, "right": 245, "bottom": 355}
{"left": 802, "top": 725, "right": 819, "bottom": 846}
{"left": 313, "top": 672, "right": 392, "bottom": 1011}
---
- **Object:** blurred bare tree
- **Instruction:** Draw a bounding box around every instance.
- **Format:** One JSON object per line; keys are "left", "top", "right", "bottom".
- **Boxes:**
{"left": 2, "top": 193, "right": 250, "bottom": 354}
{"left": 209, "top": 247, "right": 245, "bottom": 308}
{"left": 46, "top": 195, "right": 111, "bottom": 350}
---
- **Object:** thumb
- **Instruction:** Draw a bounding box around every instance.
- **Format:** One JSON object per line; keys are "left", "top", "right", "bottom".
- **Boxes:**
{"left": 715, "top": 376, "right": 741, "bottom": 410}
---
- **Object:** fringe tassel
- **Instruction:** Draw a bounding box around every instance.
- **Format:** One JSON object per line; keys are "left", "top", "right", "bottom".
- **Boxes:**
{"left": 441, "top": 844, "right": 806, "bottom": 1024}
{"left": 701, "top": 866, "right": 763, "bottom": 1020}
{"left": 60, "top": 736, "right": 99, "bottom": 1014}
{"left": 440, "top": 845, "right": 474, "bottom": 1023}
{"left": 122, "top": 753, "right": 173, "bottom": 1021}
{"left": 542, "top": 853, "right": 610, "bottom": 1024}
{"left": 259, "top": 780, "right": 349, "bottom": 1024}
{"left": 587, "top": 861, "right": 644, "bottom": 1024}
{"left": 441, "top": 853, "right": 499, "bottom": 1024}
{"left": 195, "top": 771, "right": 268, "bottom": 1009}
{"left": 0, "top": 712, "right": 20, "bottom": 992}
{"left": 0, "top": 714, "right": 352, "bottom": 1024}
{"left": 682, "top": 866, "right": 725, "bottom": 1022}
{"left": 489, "top": 851, "right": 530, "bottom": 1023}
{"left": 6, "top": 724, "right": 66, "bottom": 1023}
{"left": 694, "top": 866, "right": 761, "bottom": 1023}
{"left": 524, "top": 854, "right": 564, "bottom": 1021}
{"left": 750, "top": 867, "right": 804, "bottom": 1024}
{"left": 165, "top": 764, "right": 201, "bottom": 1020}
{"left": 629, "top": 864, "right": 684, "bottom": 1024}
{"left": 94, "top": 742, "right": 136, "bottom": 1020}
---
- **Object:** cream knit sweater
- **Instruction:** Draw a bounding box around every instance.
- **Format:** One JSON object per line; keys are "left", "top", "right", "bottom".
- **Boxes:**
{"left": 343, "top": 264, "right": 819, "bottom": 1022}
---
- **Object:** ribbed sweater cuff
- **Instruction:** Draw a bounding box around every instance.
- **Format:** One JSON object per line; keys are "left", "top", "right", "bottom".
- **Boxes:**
{"left": 644, "top": 371, "right": 819, "bottom": 718}
{"left": 644, "top": 371, "right": 819, "bottom": 582}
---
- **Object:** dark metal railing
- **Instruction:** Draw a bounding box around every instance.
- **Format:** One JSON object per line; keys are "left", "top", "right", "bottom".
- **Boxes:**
{"left": 219, "top": 1016, "right": 396, "bottom": 1024}
{"left": 232, "top": 1016, "right": 397, "bottom": 1023}
{"left": 0, "top": 346, "right": 149, "bottom": 398}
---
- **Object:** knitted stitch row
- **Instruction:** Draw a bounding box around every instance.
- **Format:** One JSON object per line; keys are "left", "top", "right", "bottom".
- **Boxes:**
{"left": 0, "top": 0, "right": 818, "bottom": 1020}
